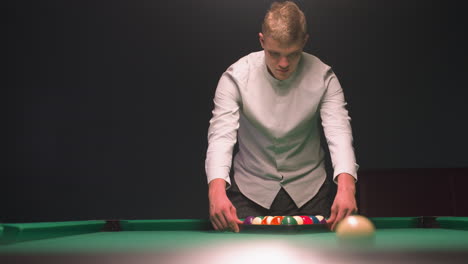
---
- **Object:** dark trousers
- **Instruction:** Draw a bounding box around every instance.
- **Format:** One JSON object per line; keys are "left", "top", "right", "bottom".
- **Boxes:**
{"left": 227, "top": 176, "right": 332, "bottom": 218}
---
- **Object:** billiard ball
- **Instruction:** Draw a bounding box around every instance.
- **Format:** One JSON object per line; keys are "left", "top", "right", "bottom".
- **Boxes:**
{"left": 292, "top": 216, "right": 304, "bottom": 225}
{"left": 271, "top": 216, "right": 284, "bottom": 225}
{"left": 309, "top": 215, "right": 320, "bottom": 224}
{"left": 281, "top": 216, "right": 298, "bottom": 225}
{"left": 262, "top": 216, "right": 275, "bottom": 225}
{"left": 243, "top": 216, "right": 255, "bottom": 225}
{"left": 252, "top": 216, "right": 264, "bottom": 225}
{"left": 335, "top": 215, "right": 375, "bottom": 238}
{"left": 300, "top": 215, "right": 313, "bottom": 225}
{"left": 315, "top": 215, "right": 327, "bottom": 224}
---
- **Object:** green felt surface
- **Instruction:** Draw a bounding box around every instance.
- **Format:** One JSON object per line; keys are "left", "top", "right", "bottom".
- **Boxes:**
{"left": 1, "top": 228, "right": 468, "bottom": 253}
{"left": 1, "top": 218, "right": 468, "bottom": 254}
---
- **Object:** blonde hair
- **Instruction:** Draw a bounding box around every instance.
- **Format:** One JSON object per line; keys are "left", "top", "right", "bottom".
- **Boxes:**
{"left": 262, "top": 1, "right": 307, "bottom": 44}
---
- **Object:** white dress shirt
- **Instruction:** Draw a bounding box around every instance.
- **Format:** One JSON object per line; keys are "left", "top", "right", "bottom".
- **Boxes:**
{"left": 205, "top": 51, "right": 358, "bottom": 209}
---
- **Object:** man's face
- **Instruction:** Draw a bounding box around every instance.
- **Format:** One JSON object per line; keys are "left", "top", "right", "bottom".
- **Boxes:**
{"left": 259, "top": 33, "right": 308, "bottom": 81}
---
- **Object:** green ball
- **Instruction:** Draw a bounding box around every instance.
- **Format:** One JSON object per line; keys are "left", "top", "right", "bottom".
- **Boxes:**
{"left": 281, "top": 216, "right": 298, "bottom": 225}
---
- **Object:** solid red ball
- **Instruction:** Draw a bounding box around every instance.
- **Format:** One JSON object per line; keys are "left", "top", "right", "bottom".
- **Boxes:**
{"left": 300, "top": 215, "right": 313, "bottom": 225}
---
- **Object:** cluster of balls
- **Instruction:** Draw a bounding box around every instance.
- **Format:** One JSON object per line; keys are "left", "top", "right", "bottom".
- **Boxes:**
{"left": 243, "top": 215, "right": 327, "bottom": 225}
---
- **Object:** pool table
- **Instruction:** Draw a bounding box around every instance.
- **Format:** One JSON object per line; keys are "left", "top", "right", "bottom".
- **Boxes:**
{"left": 1, "top": 217, "right": 468, "bottom": 263}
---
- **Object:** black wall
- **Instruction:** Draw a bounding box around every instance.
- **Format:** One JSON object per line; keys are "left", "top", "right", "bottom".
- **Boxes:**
{"left": 5, "top": 0, "right": 468, "bottom": 222}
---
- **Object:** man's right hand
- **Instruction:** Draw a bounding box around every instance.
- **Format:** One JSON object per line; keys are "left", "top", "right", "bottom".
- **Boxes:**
{"left": 208, "top": 179, "right": 243, "bottom": 232}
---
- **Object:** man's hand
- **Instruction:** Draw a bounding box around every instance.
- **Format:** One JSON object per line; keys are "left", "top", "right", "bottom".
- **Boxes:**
{"left": 208, "top": 179, "right": 243, "bottom": 232}
{"left": 327, "top": 173, "right": 357, "bottom": 231}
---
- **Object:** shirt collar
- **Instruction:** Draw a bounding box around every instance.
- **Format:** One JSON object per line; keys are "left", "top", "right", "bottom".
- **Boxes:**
{"left": 262, "top": 51, "right": 303, "bottom": 88}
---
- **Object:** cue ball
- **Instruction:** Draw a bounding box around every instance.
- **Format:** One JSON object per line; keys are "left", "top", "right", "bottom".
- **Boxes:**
{"left": 335, "top": 215, "right": 375, "bottom": 238}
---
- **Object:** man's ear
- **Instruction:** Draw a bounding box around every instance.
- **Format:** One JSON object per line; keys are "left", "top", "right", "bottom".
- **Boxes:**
{"left": 303, "top": 34, "right": 309, "bottom": 47}
{"left": 259, "top": 32, "right": 265, "bottom": 48}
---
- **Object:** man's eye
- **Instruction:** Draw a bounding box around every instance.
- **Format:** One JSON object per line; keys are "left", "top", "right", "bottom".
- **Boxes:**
{"left": 288, "top": 53, "right": 300, "bottom": 59}
{"left": 270, "top": 52, "right": 280, "bottom": 57}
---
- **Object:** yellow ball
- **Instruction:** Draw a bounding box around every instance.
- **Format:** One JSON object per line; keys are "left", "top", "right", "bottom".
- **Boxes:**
{"left": 252, "top": 217, "right": 263, "bottom": 225}
{"left": 335, "top": 215, "right": 375, "bottom": 238}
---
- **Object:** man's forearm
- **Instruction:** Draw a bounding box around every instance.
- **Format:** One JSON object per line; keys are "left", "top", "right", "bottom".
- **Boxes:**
{"left": 336, "top": 173, "right": 356, "bottom": 194}
{"left": 208, "top": 178, "right": 228, "bottom": 198}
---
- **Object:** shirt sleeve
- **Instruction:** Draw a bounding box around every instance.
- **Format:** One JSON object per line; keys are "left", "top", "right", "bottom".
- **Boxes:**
{"left": 320, "top": 69, "right": 359, "bottom": 183}
{"left": 205, "top": 69, "right": 241, "bottom": 187}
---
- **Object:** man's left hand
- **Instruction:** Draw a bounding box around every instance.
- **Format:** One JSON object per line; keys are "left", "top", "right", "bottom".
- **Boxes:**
{"left": 326, "top": 173, "right": 357, "bottom": 231}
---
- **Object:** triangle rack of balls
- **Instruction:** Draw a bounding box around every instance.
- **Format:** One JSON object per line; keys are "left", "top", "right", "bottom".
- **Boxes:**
{"left": 243, "top": 215, "right": 327, "bottom": 225}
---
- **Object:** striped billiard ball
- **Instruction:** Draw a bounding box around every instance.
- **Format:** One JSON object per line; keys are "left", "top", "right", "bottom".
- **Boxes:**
{"left": 271, "top": 216, "right": 284, "bottom": 225}
{"left": 261, "top": 216, "right": 275, "bottom": 225}
{"left": 309, "top": 215, "right": 320, "bottom": 224}
{"left": 293, "top": 216, "right": 304, "bottom": 225}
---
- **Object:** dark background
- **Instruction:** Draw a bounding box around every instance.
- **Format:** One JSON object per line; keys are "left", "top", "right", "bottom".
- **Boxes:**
{"left": 4, "top": 0, "right": 468, "bottom": 222}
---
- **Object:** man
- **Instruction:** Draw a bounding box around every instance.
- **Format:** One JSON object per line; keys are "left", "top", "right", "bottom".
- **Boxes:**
{"left": 205, "top": 1, "right": 358, "bottom": 233}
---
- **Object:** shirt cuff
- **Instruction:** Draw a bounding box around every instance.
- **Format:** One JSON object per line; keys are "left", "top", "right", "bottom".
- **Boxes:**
{"left": 332, "top": 163, "right": 359, "bottom": 183}
{"left": 206, "top": 166, "right": 231, "bottom": 188}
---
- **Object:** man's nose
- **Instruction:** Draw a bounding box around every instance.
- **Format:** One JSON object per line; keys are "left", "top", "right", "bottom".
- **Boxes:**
{"left": 278, "top": 56, "right": 289, "bottom": 68}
